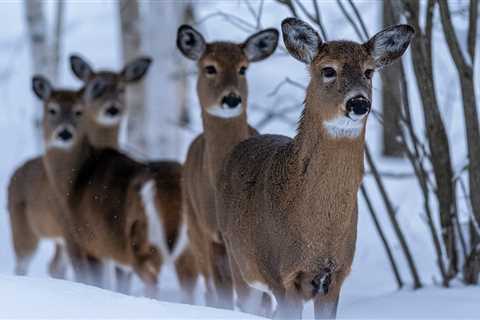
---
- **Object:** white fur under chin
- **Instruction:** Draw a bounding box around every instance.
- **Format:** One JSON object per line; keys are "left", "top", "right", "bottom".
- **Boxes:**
{"left": 96, "top": 113, "right": 122, "bottom": 126}
{"left": 323, "top": 115, "right": 365, "bottom": 139}
{"left": 46, "top": 138, "right": 74, "bottom": 150}
{"left": 140, "top": 180, "right": 170, "bottom": 263}
{"left": 206, "top": 105, "right": 243, "bottom": 119}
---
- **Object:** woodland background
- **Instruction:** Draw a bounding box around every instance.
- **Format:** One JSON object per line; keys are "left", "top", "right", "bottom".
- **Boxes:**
{"left": 0, "top": 0, "right": 479, "bottom": 318}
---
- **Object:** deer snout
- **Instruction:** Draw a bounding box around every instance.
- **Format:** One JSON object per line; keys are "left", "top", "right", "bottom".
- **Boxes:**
{"left": 105, "top": 105, "right": 120, "bottom": 117}
{"left": 222, "top": 93, "right": 242, "bottom": 109}
{"left": 57, "top": 128, "right": 74, "bottom": 141}
{"left": 346, "top": 96, "right": 370, "bottom": 120}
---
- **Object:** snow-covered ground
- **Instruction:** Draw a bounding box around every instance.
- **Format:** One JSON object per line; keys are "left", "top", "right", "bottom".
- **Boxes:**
{"left": 1, "top": 1, "right": 479, "bottom": 319}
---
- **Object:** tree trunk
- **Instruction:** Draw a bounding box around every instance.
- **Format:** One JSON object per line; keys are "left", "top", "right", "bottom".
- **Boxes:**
{"left": 381, "top": 0, "right": 403, "bottom": 157}
{"left": 144, "top": 0, "right": 192, "bottom": 159}
{"left": 24, "top": 0, "right": 49, "bottom": 152}
{"left": 52, "top": 0, "right": 65, "bottom": 82}
{"left": 438, "top": 0, "right": 480, "bottom": 284}
{"left": 118, "top": 0, "right": 148, "bottom": 153}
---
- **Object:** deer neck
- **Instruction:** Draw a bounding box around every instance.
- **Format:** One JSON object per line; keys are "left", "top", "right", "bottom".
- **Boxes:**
{"left": 43, "top": 136, "right": 92, "bottom": 205}
{"left": 201, "top": 111, "right": 250, "bottom": 185}
{"left": 86, "top": 117, "right": 120, "bottom": 149}
{"left": 289, "top": 102, "right": 366, "bottom": 221}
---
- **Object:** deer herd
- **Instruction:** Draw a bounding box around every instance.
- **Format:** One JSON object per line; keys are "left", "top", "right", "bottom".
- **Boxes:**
{"left": 7, "top": 18, "right": 414, "bottom": 319}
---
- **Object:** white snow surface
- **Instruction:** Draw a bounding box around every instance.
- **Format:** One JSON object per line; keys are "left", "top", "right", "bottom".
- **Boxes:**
{"left": 1, "top": 1, "right": 479, "bottom": 319}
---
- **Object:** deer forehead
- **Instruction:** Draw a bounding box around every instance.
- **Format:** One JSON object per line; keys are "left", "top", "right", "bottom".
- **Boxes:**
{"left": 200, "top": 42, "right": 248, "bottom": 67}
{"left": 313, "top": 41, "right": 374, "bottom": 69}
{"left": 47, "top": 90, "right": 82, "bottom": 109}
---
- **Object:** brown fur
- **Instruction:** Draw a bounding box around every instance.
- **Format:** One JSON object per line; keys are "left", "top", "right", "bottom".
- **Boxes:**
{"left": 217, "top": 20, "right": 413, "bottom": 319}
{"left": 179, "top": 23, "right": 280, "bottom": 310}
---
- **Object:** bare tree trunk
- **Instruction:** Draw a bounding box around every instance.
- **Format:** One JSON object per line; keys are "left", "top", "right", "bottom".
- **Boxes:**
{"left": 52, "top": 0, "right": 65, "bottom": 82}
{"left": 145, "top": 1, "right": 192, "bottom": 159}
{"left": 400, "top": 0, "right": 458, "bottom": 284}
{"left": 381, "top": 0, "right": 403, "bottom": 157}
{"left": 24, "top": 0, "right": 49, "bottom": 152}
{"left": 118, "top": 0, "right": 148, "bottom": 153}
{"left": 438, "top": 0, "right": 480, "bottom": 284}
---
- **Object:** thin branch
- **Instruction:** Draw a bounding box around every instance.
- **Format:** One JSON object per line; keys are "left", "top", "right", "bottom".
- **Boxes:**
{"left": 336, "top": 0, "right": 365, "bottom": 41}
{"left": 347, "top": 0, "right": 369, "bottom": 39}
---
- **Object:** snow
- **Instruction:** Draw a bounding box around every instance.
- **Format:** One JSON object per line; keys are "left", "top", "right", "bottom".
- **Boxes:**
{"left": 0, "top": 0, "right": 479, "bottom": 319}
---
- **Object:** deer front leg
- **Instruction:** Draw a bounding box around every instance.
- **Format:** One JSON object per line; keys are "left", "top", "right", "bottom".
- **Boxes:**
{"left": 87, "top": 255, "right": 107, "bottom": 289}
{"left": 313, "top": 270, "right": 346, "bottom": 319}
{"left": 64, "top": 238, "right": 90, "bottom": 284}
{"left": 273, "top": 286, "right": 303, "bottom": 320}
{"left": 210, "top": 240, "right": 234, "bottom": 309}
{"left": 48, "top": 243, "right": 68, "bottom": 279}
{"left": 115, "top": 267, "right": 132, "bottom": 294}
{"left": 175, "top": 247, "right": 198, "bottom": 304}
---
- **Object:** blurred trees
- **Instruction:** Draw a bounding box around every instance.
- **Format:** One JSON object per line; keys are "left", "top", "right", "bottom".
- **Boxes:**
{"left": 24, "top": 0, "right": 64, "bottom": 151}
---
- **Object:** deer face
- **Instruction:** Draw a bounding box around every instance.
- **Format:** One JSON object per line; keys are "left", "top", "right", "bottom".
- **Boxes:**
{"left": 282, "top": 18, "right": 414, "bottom": 139}
{"left": 69, "top": 55, "right": 152, "bottom": 127}
{"left": 177, "top": 25, "right": 279, "bottom": 119}
{"left": 32, "top": 76, "right": 84, "bottom": 151}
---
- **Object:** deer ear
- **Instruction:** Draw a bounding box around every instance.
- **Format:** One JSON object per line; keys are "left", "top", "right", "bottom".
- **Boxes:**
{"left": 282, "top": 18, "right": 322, "bottom": 64}
{"left": 242, "top": 28, "right": 279, "bottom": 62}
{"left": 84, "top": 78, "right": 107, "bottom": 102}
{"left": 32, "top": 75, "right": 52, "bottom": 101}
{"left": 70, "top": 54, "right": 94, "bottom": 82}
{"left": 121, "top": 56, "right": 152, "bottom": 83}
{"left": 364, "top": 24, "right": 415, "bottom": 69}
{"left": 177, "top": 25, "right": 206, "bottom": 61}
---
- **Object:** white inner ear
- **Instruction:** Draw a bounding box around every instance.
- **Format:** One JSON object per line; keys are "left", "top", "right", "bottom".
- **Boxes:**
{"left": 180, "top": 30, "right": 205, "bottom": 60}
{"left": 206, "top": 105, "right": 243, "bottom": 119}
{"left": 285, "top": 25, "right": 319, "bottom": 63}
{"left": 323, "top": 115, "right": 365, "bottom": 139}
{"left": 244, "top": 33, "right": 276, "bottom": 61}
{"left": 371, "top": 29, "right": 409, "bottom": 61}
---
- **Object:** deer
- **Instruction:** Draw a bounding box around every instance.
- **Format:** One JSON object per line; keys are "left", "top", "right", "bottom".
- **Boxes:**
{"left": 68, "top": 54, "right": 198, "bottom": 302}
{"left": 176, "top": 25, "right": 279, "bottom": 312}
{"left": 7, "top": 56, "right": 154, "bottom": 286}
{"left": 216, "top": 18, "right": 414, "bottom": 319}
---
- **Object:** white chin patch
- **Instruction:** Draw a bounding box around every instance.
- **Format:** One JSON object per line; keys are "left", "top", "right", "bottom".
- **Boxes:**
{"left": 323, "top": 114, "right": 365, "bottom": 139}
{"left": 46, "top": 138, "right": 74, "bottom": 150}
{"left": 206, "top": 105, "right": 243, "bottom": 119}
{"left": 96, "top": 113, "right": 122, "bottom": 126}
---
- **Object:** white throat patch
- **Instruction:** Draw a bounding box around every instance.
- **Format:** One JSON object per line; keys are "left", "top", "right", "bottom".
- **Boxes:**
{"left": 323, "top": 115, "right": 364, "bottom": 139}
{"left": 96, "top": 112, "right": 122, "bottom": 127}
{"left": 206, "top": 105, "right": 243, "bottom": 119}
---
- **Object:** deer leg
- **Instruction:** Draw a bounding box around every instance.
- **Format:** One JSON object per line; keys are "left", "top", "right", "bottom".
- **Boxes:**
{"left": 115, "top": 267, "right": 132, "bottom": 294}
{"left": 209, "top": 240, "right": 234, "bottom": 309}
{"left": 10, "top": 202, "right": 38, "bottom": 276}
{"left": 313, "top": 271, "right": 345, "bottom": 319}
{"left": 273, "top": 286, "right": 303, "bottom": 320}
{"left": 175, "top": 247, "right": 198, "bottom": 304}
{"left": 48, "top": 243, "right": 68, "bottom": 279}
{"left": 229, "top": 253, "right": 273, "bottom": 317}
{"left": 86, "top": 255, "right": 107, "bottom": 288}
{"left": 64, "top": 239, "right": 90, "bottom": 284}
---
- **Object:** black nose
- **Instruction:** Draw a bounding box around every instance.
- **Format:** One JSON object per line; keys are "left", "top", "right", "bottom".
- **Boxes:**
{"left": 346, "top": 96, "right": 371, "bottom": 116}
{"left": 222, "top": 94, "right": 242, "bottom": 109}
{"left": 57, "top": 129, "right": 73, "bottom": 141}
{"left": 106, "top": 106, "right": 120, "bottom": 117}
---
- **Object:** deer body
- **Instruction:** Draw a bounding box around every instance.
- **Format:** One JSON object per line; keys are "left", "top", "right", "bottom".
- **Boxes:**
{"left": 217, "top": 18, "right": 414, "bottom": 319}
{"left": 177, "top": 25, "right": 279, "bottom": 311}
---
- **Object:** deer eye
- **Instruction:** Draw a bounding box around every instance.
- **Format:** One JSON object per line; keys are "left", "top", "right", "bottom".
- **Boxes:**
{"left": 48, "top": 108, "right": 58, "bottom": 116}
{"left": 74, "top": 110, "right": 83, "bottom": 117}
{"left": 239, "top": 66, "right": 247, "bottom": 76}
{"left": 322, "top": 67, "right": 337, "bottom": 80}
{"left": 204, "top": 65, "right": 217, "bottom": 75}
{"left": 365, "top": 69, "right": 374, "bottom": 79}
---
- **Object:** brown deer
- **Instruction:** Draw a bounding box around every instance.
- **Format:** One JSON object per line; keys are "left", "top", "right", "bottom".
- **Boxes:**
{"left": 217, "top": 18, "right": 414, "bottom": 319}
{"left": 7, "top": 56, "right": 153, "bottom": 284}
{"left": 69, "top": 54, "right": 198, "bottom": 301}
{"left": 176, "top": 25, "right": 279, "bottom": 311}
{"left": 30, "top": 75, "right": 164, "bottom": 296}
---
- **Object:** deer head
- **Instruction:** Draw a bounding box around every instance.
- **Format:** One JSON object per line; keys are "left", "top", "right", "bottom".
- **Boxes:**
{"left": 69, "top": 54, "right": 152, "bottom": 127}
{"left": 177, "top": 25, "right": 279, "bottom": 119}
{"left": 282, "top": 18, "right": 414, "bottom": 139}
{"left": 32, "top": 76, "right": 84, "bottom": 151}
